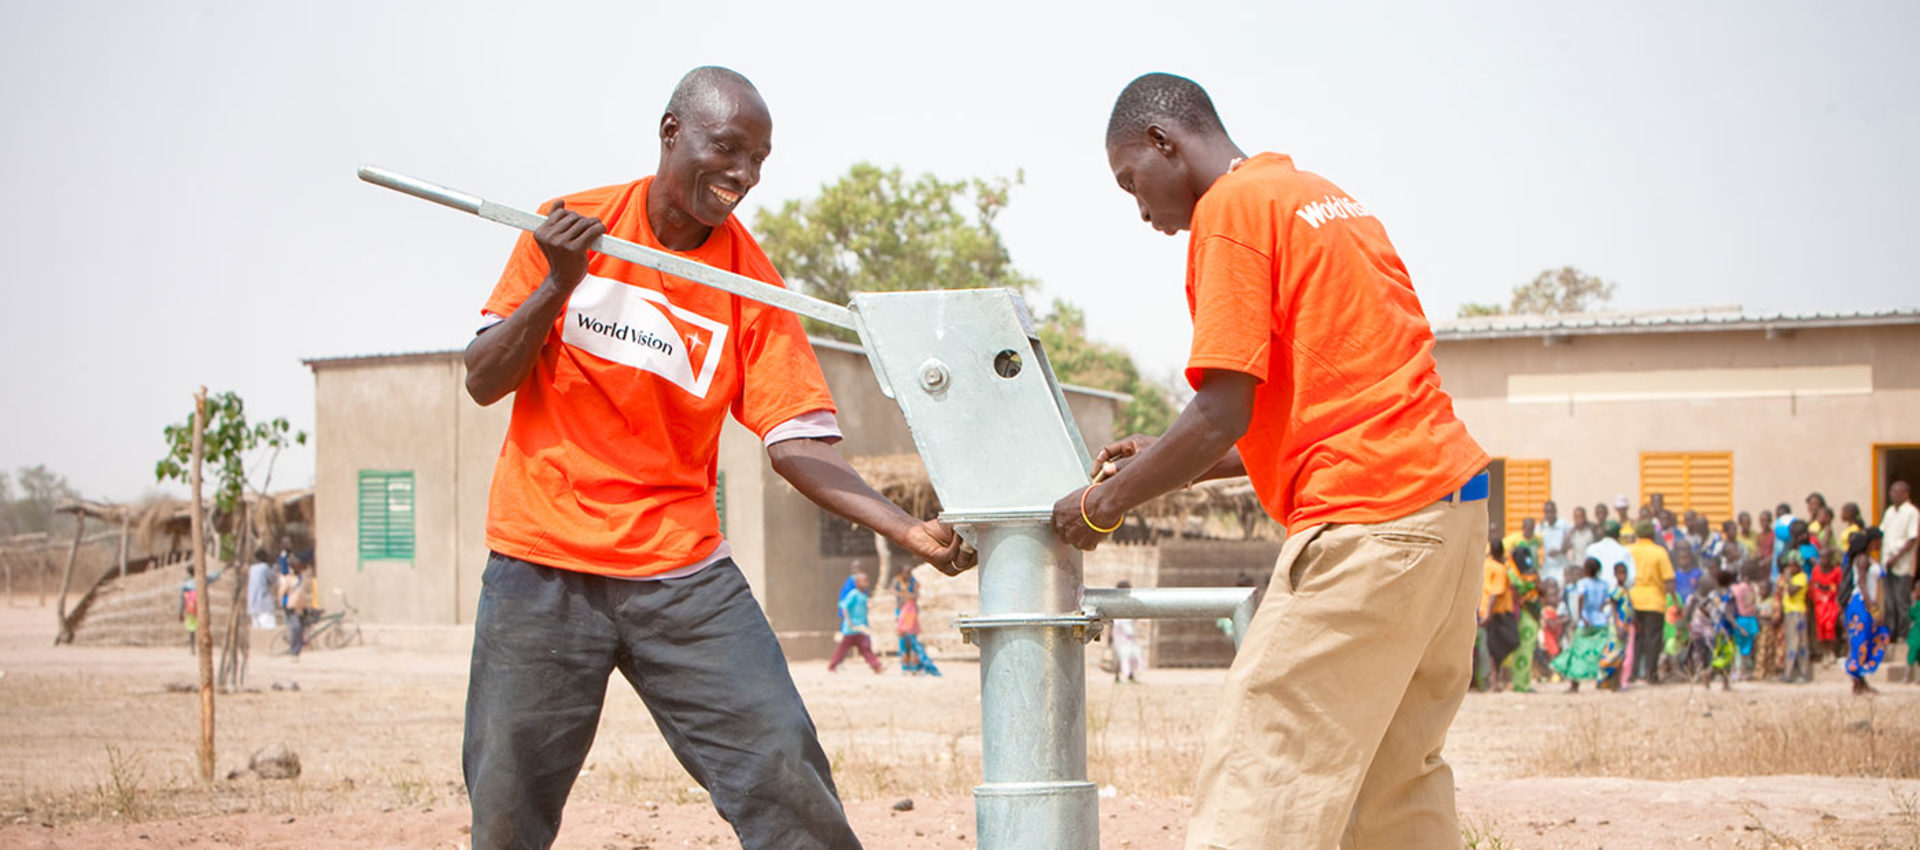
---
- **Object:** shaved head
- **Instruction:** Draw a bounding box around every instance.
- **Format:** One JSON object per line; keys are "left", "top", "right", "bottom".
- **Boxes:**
{"left": 649, "top": 66, "right": 773, "bottom": 248}
{"left": 1105, "top": 72, "right": 1227, "bottom": 148}
{"left": 666, "top": 65, "right": 761, "bottom": 122}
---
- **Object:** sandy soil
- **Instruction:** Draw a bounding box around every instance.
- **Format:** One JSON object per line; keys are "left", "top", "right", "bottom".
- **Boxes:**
{"left": 0, "top": 601, "right": 1916, "bottom": 849}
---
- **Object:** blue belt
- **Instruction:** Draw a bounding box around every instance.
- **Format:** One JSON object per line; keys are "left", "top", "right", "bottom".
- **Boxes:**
{"left": 1441, "top": 470, "right": 1490, "bottom": 503}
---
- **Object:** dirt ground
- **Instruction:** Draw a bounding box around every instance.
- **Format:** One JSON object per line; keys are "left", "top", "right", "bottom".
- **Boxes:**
{"left": 1, "top": 601, "right": 1917, "bottom": 849}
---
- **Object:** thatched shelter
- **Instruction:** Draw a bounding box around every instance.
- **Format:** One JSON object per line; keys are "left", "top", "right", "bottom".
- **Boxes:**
{"left": 22, "top": 489, "right": 313, "bottom": 646}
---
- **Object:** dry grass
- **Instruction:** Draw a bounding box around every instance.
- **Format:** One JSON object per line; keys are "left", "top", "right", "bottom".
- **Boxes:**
{"left": 1892, "top": 786, "right": 1920, "bottom": 849}
{"left": 1459, "top": 814, "right": 1513, "bottom": 850}
{"left": 558, "top": 676, "right": 1217, "bottom": 806}
{"left": 91, "top": 745, "right": 146, "bottom": 821}
{"left": 1533, "top": 693, "right": 1920, "bottom": 780}
{"left": 1086, "top": 680, "right": 1212, "bottom": 797}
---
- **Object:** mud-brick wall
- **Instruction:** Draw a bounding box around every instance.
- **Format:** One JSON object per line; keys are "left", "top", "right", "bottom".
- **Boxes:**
{"left": 68, "top": 562, "right": 240, "bottom": 648}
{"left": 1152, "top": 539, "right": 1281, "bottom": 668}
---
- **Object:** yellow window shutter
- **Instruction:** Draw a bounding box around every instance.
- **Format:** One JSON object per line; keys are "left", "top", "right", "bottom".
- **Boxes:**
{"left": 1503, "top": 459, "right": 1552, "bottom": 535}
{"left": 1640, "top": 452, "right": 1733, "bottom": 526}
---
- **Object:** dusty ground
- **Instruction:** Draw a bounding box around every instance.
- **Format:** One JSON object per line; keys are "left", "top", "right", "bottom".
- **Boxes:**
{"left": 0, "top": 602, "right": 1916, "bottom": 849}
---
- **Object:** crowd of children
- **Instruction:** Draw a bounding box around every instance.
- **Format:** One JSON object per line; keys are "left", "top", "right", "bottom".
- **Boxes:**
{"left": 1479, "top": 482, "right": 1919, "bottom": 697}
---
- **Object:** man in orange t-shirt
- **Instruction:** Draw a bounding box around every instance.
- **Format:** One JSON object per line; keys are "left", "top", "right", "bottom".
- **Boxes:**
{"left": 1050, "top": 73, "right": 1489, "bottom": 849}
{"left": 460, "top": 67, "right": 970, "bottom": 850}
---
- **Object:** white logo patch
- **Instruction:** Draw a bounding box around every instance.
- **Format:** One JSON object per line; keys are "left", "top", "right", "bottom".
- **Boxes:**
{"left": 561, "top": 275, "right": 729, "bottom": 398}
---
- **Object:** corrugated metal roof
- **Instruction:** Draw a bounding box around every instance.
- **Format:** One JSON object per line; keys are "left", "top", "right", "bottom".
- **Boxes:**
{"left": 1434, "top": 306, "right": 1920, "bottom": 341}
{"left": 303, "top": 339, "right": 1135, "bottom": 403}
{"left": 302, "top": 349, "right": 460, "bottom": 369}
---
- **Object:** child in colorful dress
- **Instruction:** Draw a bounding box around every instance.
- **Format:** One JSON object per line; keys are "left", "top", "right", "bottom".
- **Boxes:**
{"left": 1809, "top": 548, "right": 1846, "bottom": 662}
{"left": 1708, "top": 569, "right": 1739, "bottom": 690}
{"left": 1756, "top": 577, "right": 1783, "bottom": 680}
{"left": 828, "top": 572, "right": 884, "bottom": 674}
{"left": 1554, "top": 558, "right": 1610, "bottom": 693}
{"left": 1507, "top": 547, "right": 1542, "bottom": 693}
{"left": 1684, "top": 570, "right": 1720, "bottom": 682}
{"left": 1538, "top": 577, "right": 1565, "bottom": 681}
{"left": 890, "top": 566, "right": 941, "bottom": 677}
{"left": 1781, "top": 544, "right": 1812, "bottom": 684}
{"left": 1598, "top": 562, "right": 1634, "bottom": 691}
{"left": 1844, "top": 529, "right": 1889, "bottom": 696}
{"left": 1729, "top": 561, "right": 1760, "bottom": 680}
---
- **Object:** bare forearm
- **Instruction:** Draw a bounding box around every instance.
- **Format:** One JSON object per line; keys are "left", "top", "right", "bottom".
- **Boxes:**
{"left": 1194, "top": 447, "right": 1246, "bottom": 483}
{"left": 464, "top": 277, "right": 571, "bottom": 405}
{"left": 1087, "top": 376, "right": 1252, "bottom": 522}
{"left": 769, "top": 440, "right": 919, "bottom": 545}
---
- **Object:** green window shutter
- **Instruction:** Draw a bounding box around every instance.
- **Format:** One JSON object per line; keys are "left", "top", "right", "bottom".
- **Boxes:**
{"left": 358, "top": 469, "right": 415, "bottom": 566}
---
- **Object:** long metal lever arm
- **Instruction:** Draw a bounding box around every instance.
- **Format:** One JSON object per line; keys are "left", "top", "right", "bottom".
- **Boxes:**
{"left": 358, "top": 165, "right": 858, "bottom": 331}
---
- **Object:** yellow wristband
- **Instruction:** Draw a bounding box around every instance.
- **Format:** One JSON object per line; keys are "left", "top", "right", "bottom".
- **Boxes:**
{"left": 1081, "top": 482, "right": 1122, "bottom": 534}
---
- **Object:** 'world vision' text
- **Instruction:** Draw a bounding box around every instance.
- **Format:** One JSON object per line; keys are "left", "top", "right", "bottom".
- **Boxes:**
{"left": 575, "top": 313, "right": 676, "bottom": 357}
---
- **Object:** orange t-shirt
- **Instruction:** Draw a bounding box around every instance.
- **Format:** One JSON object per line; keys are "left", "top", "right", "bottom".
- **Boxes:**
{"left": 481, "top": 177, "right": 835, "bottom": 577}
{"left": 1185, "top": 153, "right": 1487, "bottom": 534}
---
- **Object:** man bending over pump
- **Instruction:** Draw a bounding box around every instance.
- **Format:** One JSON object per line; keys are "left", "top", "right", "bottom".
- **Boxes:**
{"left": 1052, "top": 72, "right": 1489, "bottom": 849}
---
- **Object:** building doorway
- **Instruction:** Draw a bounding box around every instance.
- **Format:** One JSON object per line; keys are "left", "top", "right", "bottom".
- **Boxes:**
{"left": 1874, "top": 443, "right": 1920, "bottom": 521}
{"left": 1488, "top": 457, "right": 1551, "bottom": 538}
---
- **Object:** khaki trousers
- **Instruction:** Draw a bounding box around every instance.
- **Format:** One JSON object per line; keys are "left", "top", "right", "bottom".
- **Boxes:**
{"left": 1187, "top": 496, "right": 1487, "bottom": 850}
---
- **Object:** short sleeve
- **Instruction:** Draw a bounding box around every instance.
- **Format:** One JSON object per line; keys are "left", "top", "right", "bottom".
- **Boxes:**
{"left": 1184, "top": 234, "right": 1275, "bottom": 389}
{"left": 482, "top": 200, "right": 557, "bottom": 320}
{"left": 729, "top": 259, "right": 837, "bottom": 438}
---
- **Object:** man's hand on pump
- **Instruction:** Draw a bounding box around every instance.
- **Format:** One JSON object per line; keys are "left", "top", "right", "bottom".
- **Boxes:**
{"left": 906, "top": 520, "right": 977, "bottom": 576}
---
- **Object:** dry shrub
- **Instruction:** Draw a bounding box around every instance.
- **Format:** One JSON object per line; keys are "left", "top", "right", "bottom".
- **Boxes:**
{"left": 1533, "top": 695, "right": 1920, "bottom": 780}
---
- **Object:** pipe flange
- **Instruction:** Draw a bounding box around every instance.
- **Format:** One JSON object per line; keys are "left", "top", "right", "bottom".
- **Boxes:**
{"left": 956, "top": 612, "right": 1104, "bottom": 645}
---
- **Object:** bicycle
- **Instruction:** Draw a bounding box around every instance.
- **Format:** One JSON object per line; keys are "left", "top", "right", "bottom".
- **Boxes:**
{"left": 271, "top": 590, "right": 363, "bottom": 654}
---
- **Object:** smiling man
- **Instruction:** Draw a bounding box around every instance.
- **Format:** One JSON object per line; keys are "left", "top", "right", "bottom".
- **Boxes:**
{"left": 459, "top": 67, "right": 971, "bottom": 850}
{"left": 1050, "top": 73, "right": 1489, "bottom": 849}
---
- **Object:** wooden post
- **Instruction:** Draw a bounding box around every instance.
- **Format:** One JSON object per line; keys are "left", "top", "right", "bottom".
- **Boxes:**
{"left": 116, "top": 515, "right": 130, "bottom": 580}
{"left": 190, "top": 388, "right": 215, "bottom": 783}
{"left": 54, "top": 516, "right": 86, "bottom": 644}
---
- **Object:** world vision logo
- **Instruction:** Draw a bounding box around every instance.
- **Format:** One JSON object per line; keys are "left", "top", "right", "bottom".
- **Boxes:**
{"left": 562, "top": 275, "right": 729, "bottom": 398}
{"left": 1294, "top": 194, "right": 1373, "bottom": 229}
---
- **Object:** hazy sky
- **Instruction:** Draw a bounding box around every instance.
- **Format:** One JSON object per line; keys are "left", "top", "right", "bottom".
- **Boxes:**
{"left": 2, "top": 1, "right": 1914, "bottom": 502}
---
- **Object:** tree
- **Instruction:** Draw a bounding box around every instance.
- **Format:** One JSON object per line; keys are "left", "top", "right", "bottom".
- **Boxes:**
{"left": 1457, "top": 266, "right": 1616, "bottom": 318}
{"left": 156, "top": 392, "right": 305, "bottom": 517}
{"left": 1037, "top": 300, "right": 1177, "bottom": 437}
{"left": 758, "top": 163, "right": 1172, "bottom": 435}
{"left": 156, "top": 391, "right": 306, "bottom": 693}
{"left": 0, "top": 465, "right": 79, "bottom": 537}
{"left": 756, "top": 162, "right": 1036, "bottom": 341}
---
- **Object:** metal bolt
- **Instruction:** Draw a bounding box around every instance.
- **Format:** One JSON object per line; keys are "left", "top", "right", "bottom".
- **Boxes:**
{"left": 918, "top": 358, "right": 950, "bottom": 394}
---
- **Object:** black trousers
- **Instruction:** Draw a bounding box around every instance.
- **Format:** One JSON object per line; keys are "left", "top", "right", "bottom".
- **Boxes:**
{"left": 463, "top": 553, "right": 860, "bottom": 850}
{"left": 1634, "top": 608, "right": 1666, "bottom": 683}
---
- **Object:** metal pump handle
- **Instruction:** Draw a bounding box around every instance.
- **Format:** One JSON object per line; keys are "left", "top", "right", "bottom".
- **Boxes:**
{"left": 357, "top": 165, "right": 858, "bottom": 331}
